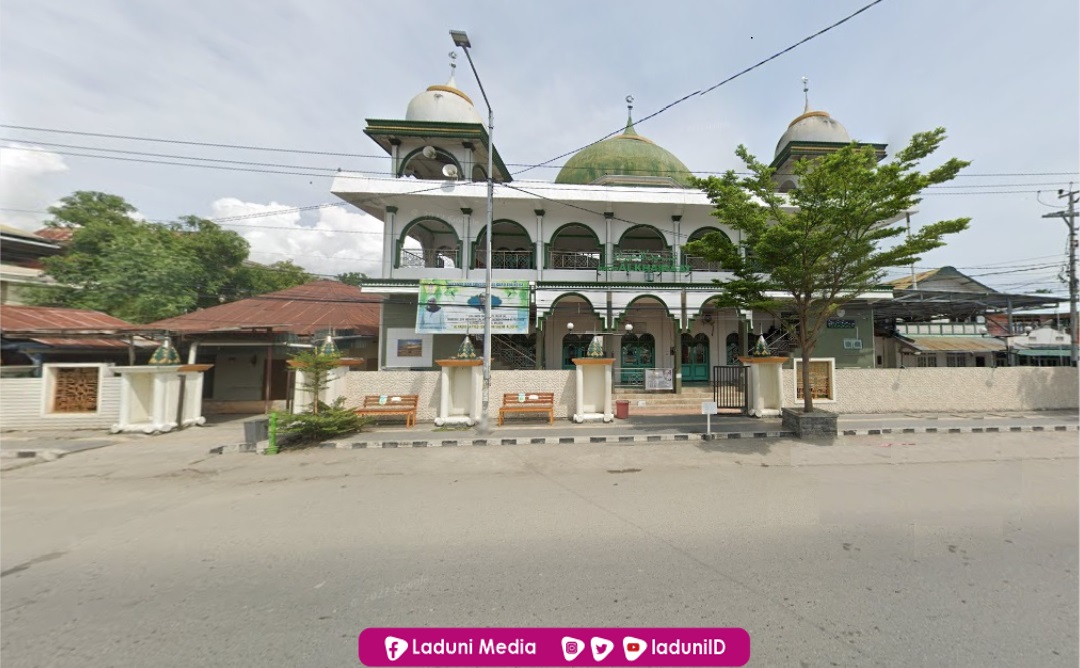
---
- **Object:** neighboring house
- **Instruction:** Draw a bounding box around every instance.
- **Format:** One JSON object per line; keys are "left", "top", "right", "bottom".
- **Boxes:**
{"left": 0, "top": 304, "right": 155, "bottom": 373}
{"left": 874, "top": 267, "right": 1064, "bottom": 368}
{"left": 145, "top": 280, "right": 381, "bottom": 413}
{"left": 1006, "top": 325, "right": 1073, "bottom": 367}
{"left": 0, "top": 305, "right": 158, "bottom": 430}
{"left": 0, "top": 224, "right": 62, "bottom": 305}
{"left": 329, "top": 60, "right": 897, "bottom": 390}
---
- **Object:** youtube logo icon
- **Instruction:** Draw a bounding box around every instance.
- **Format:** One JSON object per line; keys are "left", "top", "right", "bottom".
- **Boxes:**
{"left": 622, "top": 636, "right": 646, "bottom": 662}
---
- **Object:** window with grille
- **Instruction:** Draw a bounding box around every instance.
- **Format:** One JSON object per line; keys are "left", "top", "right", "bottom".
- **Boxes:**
{"left": 49, "top": 367, "right": 100, "bottom": 413}
{"left": 916, "top": 355, "right": 938, "bottom": 368}
{"left": 946, "top": 353, "right": 967, "bottom": 368}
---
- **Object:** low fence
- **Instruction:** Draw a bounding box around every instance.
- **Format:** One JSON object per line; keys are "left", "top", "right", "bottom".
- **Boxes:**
{"left": 780, "top": 367, "right": 1078, "bottom": 414}
{"left": 0, "top": 375, "right": 122, "bottom": 430}
{"left": 341, "top": 369, "right": 576, "bottom": 421}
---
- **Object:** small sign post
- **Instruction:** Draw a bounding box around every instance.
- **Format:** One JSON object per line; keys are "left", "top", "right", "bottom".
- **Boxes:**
{"left": 701, "top": 401, "right": 718, "bottom": 437}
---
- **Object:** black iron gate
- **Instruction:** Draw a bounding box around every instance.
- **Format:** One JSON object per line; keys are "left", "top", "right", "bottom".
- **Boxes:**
{"left": 712, "top": 365, "right": 749, "bottom": 414}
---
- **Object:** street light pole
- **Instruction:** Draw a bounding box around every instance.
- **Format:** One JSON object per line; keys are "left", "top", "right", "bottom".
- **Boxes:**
{"left": 452, "top": 30, "right": 496, "bottom": 431}
{"left": 1043, "top": 183, "right": 1078, "bottom": 366}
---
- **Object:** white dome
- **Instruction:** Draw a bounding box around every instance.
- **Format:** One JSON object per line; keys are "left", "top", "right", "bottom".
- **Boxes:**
{"left": 774, "top": 110, "right": 851, "bottom": 158}
{"left": 405, "top": 74, "right": 483, "bottom": 124}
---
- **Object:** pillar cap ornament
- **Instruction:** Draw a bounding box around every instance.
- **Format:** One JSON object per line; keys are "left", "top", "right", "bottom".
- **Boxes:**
{"left": 751, "top": 335, "right": 771, "bottom": 357}
{"left": 455, "top": 335, "right": 477, "bottom": 359}
{"left": 148, "top": 338, "right": 181, "bottom": 365}
{"left": 586, "top": 335, "right": 604, "bottom": 357}
{"left": 318, "top": 334, "right": 340, "bottom": 356}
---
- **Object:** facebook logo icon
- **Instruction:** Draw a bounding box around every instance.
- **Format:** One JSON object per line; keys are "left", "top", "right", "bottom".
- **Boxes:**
{"left": 384, "top": 636, "right": 408, "bottom": 661}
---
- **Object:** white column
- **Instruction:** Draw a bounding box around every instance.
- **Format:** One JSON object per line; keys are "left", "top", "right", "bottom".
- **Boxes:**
{"left": 672, "top": 214, "right": 682, "bottom": 283}
{"left": 384, "top": 206, "right": 397, "bottom": 279}
{"left": 436, "top": 366, "right": 451, "bottom": 426}
{"left": 604, "top": 212, "right": 615, "bottom": 271}
{"left": 534, "top": 209, "right": 545, "bottom": 280}
{"left": 461, "top": 208, "right": 472, "bottom": 278}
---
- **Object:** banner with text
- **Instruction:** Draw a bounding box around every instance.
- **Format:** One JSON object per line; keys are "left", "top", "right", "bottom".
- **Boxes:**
{"left": 416, "top": 280, "right": 531, "bottom": 334}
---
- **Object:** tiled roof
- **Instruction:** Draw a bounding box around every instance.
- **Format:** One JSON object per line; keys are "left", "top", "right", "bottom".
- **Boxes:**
{"left": 0, "top": 304, "right": 144, "bottom": 348}
{"left": 33, "top": 227, "right": 74, "bottom": 242}
{"left": 145, "top": 280, "right": 382, "bottom": 336}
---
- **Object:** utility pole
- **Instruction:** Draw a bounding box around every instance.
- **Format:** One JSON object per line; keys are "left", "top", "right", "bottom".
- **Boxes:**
{"left": 1043, "top": 183, "right": 1078, "bottom": 366}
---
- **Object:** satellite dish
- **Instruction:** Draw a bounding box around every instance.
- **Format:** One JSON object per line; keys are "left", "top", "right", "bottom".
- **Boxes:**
{"left": 421, "top": 146, "right": 437, "bottom": 159}
{"left": 442, "top": 164, "right": 460, "bottom": 179}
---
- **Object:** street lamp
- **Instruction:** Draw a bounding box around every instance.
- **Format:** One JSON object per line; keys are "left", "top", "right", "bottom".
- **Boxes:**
{"left": 451, "top": 29, "right": 496, "bottom": 432}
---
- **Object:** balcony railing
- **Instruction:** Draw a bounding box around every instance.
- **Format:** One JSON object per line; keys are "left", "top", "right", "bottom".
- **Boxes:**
{"left": 474, "top": 250, "right": 535, "bottom": 270}
{"left": 549, "top": 250, "right": 602, "bottom": 269}
{"left": 685, "top": 255, "right": 725, "bottom": 272}
{"left": 399, "top": 248, "right": 460, "bottom": 269}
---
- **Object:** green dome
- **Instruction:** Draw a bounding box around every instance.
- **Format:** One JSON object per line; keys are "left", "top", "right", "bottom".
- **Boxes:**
{"left": 555, "top": 117, "right": 692, "bottom": 187}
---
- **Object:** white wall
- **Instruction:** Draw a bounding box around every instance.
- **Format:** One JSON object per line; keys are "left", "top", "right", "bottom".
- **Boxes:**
{"left": 0, "top": 375, "right": 122, "bottom": 430}
{"left": 781, "top": 367, "right": 1079, "bottom": 413}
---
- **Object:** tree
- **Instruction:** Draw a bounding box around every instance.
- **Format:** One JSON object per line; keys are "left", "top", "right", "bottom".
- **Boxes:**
{"left": 28, "top": 191, "right": 313, "bottom": 322}
{"left": 336, "top": 272, "right": 369, "bottom": 287}
{"left": 685, "top": 128, "right": 970, "bottom": 412}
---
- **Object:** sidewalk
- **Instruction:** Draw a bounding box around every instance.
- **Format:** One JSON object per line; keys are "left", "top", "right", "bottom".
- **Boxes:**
{"left": 3, "top": 411, "right": 1076, "bottom": 463}
{"left": 217, "top": 409, "right": 1079, "bottom": 453}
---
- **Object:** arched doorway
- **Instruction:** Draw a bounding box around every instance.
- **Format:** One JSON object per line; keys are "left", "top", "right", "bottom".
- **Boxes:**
{"left": 725, "top": 332, "right": 740, "bottom": 365}
{"left": 620, "top": 333, "right": 655, "bottom": 385}
{"left": 681, "top": 333, "right": 710, "bottom": 382}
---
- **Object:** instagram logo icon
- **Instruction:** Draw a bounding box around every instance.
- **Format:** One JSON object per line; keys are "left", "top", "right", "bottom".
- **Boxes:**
{"left": 562, "top": 636, "right": 585, "bottom": 661}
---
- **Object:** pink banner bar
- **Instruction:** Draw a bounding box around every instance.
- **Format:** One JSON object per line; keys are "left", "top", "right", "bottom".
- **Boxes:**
{"left": 359, "top": 628, "right": 750, "bottom": 667}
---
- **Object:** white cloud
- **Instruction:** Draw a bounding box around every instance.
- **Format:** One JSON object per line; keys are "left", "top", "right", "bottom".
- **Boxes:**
{"left": 0, "top": 145, "right": 69, "bottom": 230}
{"left": 210, "top": 198, "right": 384, "bottom": 279}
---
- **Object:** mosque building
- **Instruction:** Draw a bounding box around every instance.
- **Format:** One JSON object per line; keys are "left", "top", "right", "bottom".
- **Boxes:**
{"left": 330, "top": 63, "right": 892, "bottom": 390}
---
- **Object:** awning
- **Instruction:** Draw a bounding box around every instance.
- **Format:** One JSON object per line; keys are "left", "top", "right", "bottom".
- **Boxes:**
{"left": 1016, "top": 348, "right": 1071, "bottom": 357}
{"left": 897, "top": 336, "right": 1005, "bottom": 353}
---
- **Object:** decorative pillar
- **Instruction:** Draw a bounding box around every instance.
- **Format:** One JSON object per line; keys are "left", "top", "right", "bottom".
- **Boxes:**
{"left": 534, "top": 209, "right": 545, "bottom": 280}
{"left": 572, "top": 336, "right": 614, "bottom": 422}
{"left": 461, "top": 207, "right": 473, "bottom": 278}
{"left": 739, "top": 336, "right": 788, "bottom": 417}
{"left": 435, "top": 337, "right": 483, "bottom": 426}
{"left": 535, "top": 320, "right": 544, "bottom": 370}
{"left": 384, "top": 206, "right": 398, "bottom": 279}
{"left": 111, "top": 340, "right": 213, "bottom": 434}
{"left": 673, "top": 316, "right": 683, "bottom": 394}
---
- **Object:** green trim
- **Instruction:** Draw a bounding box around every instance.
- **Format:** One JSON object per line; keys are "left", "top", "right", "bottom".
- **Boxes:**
{"left": 398, "top": 216, "right": 460, "bottom": 268}
{"left": 616, "top": 223, "right": 671, "bottom": 250}
{"left": 397, "top": 146, "right": 462, "bottom": 177}
{"left": 364, "top": 119, "right": 513, "bottom": 183}
{"left": 547, "top": 222, "right": 603, "bottom": 269}
{"left": 472, "top": 219, "right": 534, "bottom": 269}
{"left": 385, "top": 205, "right": 398, "bottom": 214}
{"left": 615, "top": 294, "right": 675, "bottom": 329}
{"left": 770, "top": 140, "right": 888, "bottom": 171}
{"left": 536, "top": 292, "right": 604, "bottom": 331}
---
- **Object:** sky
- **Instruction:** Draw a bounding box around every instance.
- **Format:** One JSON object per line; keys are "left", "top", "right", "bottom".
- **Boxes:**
{"left": 1, "top": 0, "right": 1077, "bottom": 296}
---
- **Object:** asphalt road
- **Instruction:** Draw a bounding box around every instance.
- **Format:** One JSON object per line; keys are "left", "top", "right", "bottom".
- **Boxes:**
{"left": 2, "top": 430, "right": 1077, "bottom": 667}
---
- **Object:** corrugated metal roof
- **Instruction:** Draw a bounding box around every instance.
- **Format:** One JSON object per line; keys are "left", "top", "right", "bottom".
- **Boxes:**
{"left": 898, "top": 336, "right": 1005, "bottom": 353}
{"left": 146, "top": 280, "right": 382, "bottom": 336}
{"left": 0, "top": 305, "right": 144, "bottom": 349}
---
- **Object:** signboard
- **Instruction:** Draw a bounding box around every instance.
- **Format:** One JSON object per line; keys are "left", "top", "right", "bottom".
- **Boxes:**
{"left": 701, "top": 401, "right": 718, "bottom": 415}
{"left": 826, "top": 318, "right": 856, "bottom": 329}
{"left": 644, "top": 368, "right": 674, "bottom": 391}
{"left": 416, "top": 280, "right": 530, "bottom": 334}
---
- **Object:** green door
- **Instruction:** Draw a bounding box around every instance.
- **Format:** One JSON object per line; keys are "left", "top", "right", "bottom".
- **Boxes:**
{"left": 681, "top": 333, "right": 710, "bottom": 382}
{"left": 562, "top": 334, "right": 588, "bottom": 370}
{"left": 620, "top": 333, "right": 655, "bottom": 385}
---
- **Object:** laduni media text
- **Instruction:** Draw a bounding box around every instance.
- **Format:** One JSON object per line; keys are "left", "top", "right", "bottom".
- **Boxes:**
{"left": 652, "top": 638, "right": 727, "bottom": 656}
{"left": 411, "top": 638, "right": 537, "bottom": 657}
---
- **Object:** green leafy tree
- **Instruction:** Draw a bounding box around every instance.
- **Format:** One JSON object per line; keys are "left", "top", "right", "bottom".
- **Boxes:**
{"left": 336, "top": 272, "right": 369, "bottom": 286}
{"left": 28, "top": 191, "right": 312, "bottom": 322}
{"left": 685, "top": 128, "right": 970, "bottom": 412}
{"left": 273, "top": 348, "right": 368, "bottom": 446}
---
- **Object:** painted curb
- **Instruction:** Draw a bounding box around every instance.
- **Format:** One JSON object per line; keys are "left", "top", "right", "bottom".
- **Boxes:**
{"left": 207, "top": 423, "right": 1080, "bottom": 454}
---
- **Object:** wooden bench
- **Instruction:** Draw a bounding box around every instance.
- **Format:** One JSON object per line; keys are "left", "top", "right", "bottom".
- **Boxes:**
{"left": 498, "top": 392, "right": 555, "bottom": 426}
{"left": 354, "top": 395, "right": 419, "bottom": 427}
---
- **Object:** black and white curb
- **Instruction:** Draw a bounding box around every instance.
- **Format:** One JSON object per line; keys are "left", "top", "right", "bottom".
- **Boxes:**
{"left": 209, "top": 431, "right": 794, "bottom": 453}
{"left": 840, "top": 424, "right": 1079, "bottom": 437}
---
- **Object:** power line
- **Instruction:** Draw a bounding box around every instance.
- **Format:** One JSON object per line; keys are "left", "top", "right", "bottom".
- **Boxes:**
{"left": 511, "top": 0, "right": 889, "bottom": 177}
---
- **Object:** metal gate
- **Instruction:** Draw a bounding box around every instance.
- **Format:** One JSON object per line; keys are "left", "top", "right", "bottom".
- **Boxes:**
{"left": 712, "top": 365, "right": 748, "bottom": 414}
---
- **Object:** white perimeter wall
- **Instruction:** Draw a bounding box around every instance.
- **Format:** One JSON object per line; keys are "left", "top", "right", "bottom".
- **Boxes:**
{"left": 342, "top": 370, "right": 576, "bottom": 421}
{"left": 781, "top": 367, "right": 1078, "bottom": 413}
{"left": 0, "top": 376, "right": 122, "bottom": 430}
